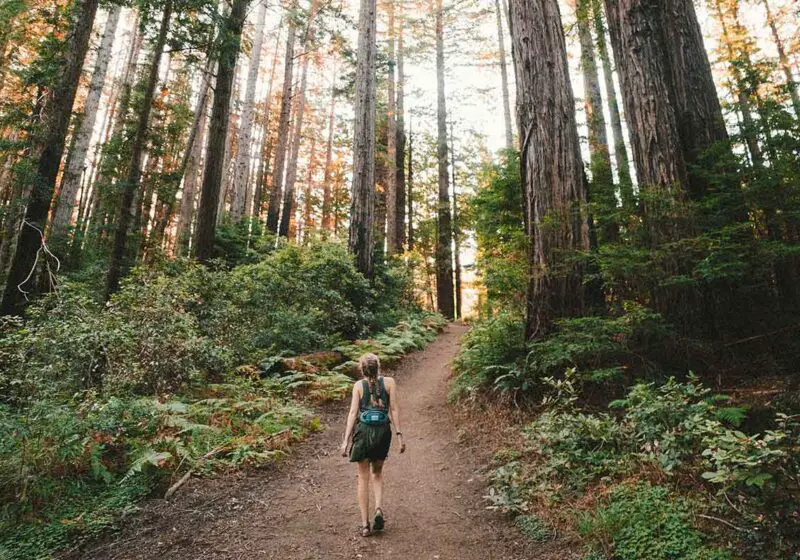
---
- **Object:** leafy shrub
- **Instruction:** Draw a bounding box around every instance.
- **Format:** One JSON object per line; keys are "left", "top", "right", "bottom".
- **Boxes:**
{"left": 578, "top": 483, "right": 731, "bottom": 560}
{"left": 516, "top": 514, "right": 555, "bottom": 542}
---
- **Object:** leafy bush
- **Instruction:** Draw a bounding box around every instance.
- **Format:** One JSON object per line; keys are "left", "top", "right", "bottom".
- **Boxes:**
{"left": 578, "top": 483, "right": 730, "bottom": 560}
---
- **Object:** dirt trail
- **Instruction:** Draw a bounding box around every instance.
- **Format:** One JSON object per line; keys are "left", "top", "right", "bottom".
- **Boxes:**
{"left": 79, "top": 324, "right": 560, "bottom": 560}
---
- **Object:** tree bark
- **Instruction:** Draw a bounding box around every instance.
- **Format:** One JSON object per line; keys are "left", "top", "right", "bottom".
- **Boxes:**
{"left": 252, "top": 22, "right": 284, "bottom": 221}
{"left": 176, "top": 63, "right": 213, "bottom": 255}
{"left": 434, "top": 0, "right": 454, "bottom": 319}
{"left": 321, "top": 64, "right": 337, "bottom": 232}
{"left": 301, "top": 134, "right": 317, "bottom": 241}
{"left": 105, "top": 0, "right": 172, "bottom": 298}
{"left": 762, "top": 0, "right": 800, "bottom": 116}
{"left": 395, "top": 1, "right": 406, "bottom": 250}
{"left": 661, "top": 0, "right": 730, "bottom": 201}
{"left": 450, "top": 120, "right": 462, "bottom": 319}
{"left": 280, "top": 0, "right": 318, "bottom": 238}
{"left": 495, "top": 0, "right": 514, "bottom": 150}
{"left": 592, "top": 0, "right": 633, "bottom": 208}
{"left": 508, "top": 0, "right": 590, "bottom": 339}
{"left": 231, "top": 0, "right": 267, "bottom": 223}
{"left": 407, "top": 116, "right": 414, "bottom": 250}
{"left": 52, "top": 5, "right": 121, "bottom": 240}
{"left": 266, "top": 17, "right": 296, "bottom": 234}
{"left": 194, "top": 0, "right": 250, "bottom": 262}
{"left": 576, "top": 0, "right": 616, "bottom": 242}
{"left": 0, "top": 0, "right": 99, "bottom": 315}
{"left": 604, "top": 0, "right": 688, "bottom": 244}
{"left": 348, "top": 0, "right": 378, "bottom": 277}
{"left": 385, "top": 0, "right": 399, "bottom": 255}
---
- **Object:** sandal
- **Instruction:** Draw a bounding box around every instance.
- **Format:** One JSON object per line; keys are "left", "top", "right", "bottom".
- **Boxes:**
{"left": 373, "top": 508, "right": 385, "bottom": 532}
{"left": 360, "top": 522, "right": 371, "bottom": 537}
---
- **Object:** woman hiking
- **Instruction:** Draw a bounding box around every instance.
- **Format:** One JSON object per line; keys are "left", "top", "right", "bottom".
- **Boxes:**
{"left": 340, "top": 353, "right": 405, "bottom": 536}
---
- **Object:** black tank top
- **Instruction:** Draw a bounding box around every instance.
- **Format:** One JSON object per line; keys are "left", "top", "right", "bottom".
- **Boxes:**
{"left": 359, "top": 377, "right": 389, "bottom": 412}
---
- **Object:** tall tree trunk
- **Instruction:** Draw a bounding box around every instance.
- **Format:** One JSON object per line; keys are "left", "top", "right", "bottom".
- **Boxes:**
{"left": 434, "top": 0, "right": 454, "bottom": 319}
{"left": 321, "top": 64, "right": 337, "bottom": 232}
{"left": 385, "top": 0, "right": 399, "bottom": 255}
{"left": 105, "top": 0, "right": 172, "bottom": 298}
{"left": 176, "top": 63, "right": 213, "bottom": 254}
{"left": 302, "top": 134, "right": 317, "bottom": 241}
{"left": 450, "top": 120, "right": 462, "bottom": 319}
{"left": 348, "top": 0, "right": 378, "bottom": 277}
{"left": 576, "top": 0, "right": 616, "bottom": 242}
{"left": 231, "top": 0, "right": 267, "bottom": 223}
{"left": 251, "top": 22, "right": 284, "bottom": 221}
{"left": 509, "top": 0, "right": 590, "bottom": 339}
{"left": 661, "top": 0, "right": 730, "bottom": 201}
{"left": 52, "top": 5, "right": 121, "bottom": 240}
{"left": 0, "top": 0, "right": 99, "bottom": 315}
{"left": 604, "top": 0, "right": 688, "bottom": 245}
{"left": 395, "top": 1, "right": 406, "bottom": 249}
{"left": 407, "top": 116, "right": 414, "bottom": 250}
{"left": 592, "top": 0, "right": 633, "bottom": 208}
{"left": 711, "top": 0, "right": 762, "bottom": 166}
{"left": 266, "top": 18, "right": 296, "bottom": 234}
{"left": 280, "top": 0, "right": 318, "bottom": 238}
{"left": 194, "top": 0, "right": 250, "bottom": 262}
{"left": 762, "top": 0, "right": 800, "bottom": 116}
{"left": 495, "top": 0, "right": 514, "bottom": 150}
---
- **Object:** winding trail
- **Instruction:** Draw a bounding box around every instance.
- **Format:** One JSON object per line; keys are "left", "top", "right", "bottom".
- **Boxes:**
{"left": 78, "top": 324, "right": 557, "bottom": 560}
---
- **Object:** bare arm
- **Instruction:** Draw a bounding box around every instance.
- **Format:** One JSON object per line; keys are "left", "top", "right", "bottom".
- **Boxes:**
{"left": 386, "top": 378, "right": 406, "bottom": 453}
{"left": 341, "top": 382, "right": 361, "bottom": 456}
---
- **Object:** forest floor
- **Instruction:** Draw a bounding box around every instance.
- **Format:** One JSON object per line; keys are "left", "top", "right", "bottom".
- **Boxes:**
{"left": 70, "top": 324, "right": 577, "bottom": 560}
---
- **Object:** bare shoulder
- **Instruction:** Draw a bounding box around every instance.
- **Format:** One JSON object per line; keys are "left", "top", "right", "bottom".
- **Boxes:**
{"left": 383, "top": 376, "right": 398, "bottom": 392}
{"left": 352, "top": 380, "right": 363, "bottom": 396}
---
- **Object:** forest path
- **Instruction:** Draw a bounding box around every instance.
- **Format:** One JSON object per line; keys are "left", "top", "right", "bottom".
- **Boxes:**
{"left": 79, "top": 324, "right": 564, "bottom": 560}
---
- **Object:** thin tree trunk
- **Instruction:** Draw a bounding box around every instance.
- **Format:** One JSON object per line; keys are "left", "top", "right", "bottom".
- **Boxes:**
{"left": 385, "top": 0, "right": 399, "bottom": 255}
{"left": 604, "top": 0, "right": 688, "bottom": 245}
{"left": 434, "top": 0, "right": 454, "bottom": 320}
{"left": 592, "top": 0, "right": 633, "bottom": 208}
{"left": 266, "top": 18, "right": 296, "bottom": 234}
{"left": 509, "top": 0, "right": 590, "bottom": 339}
{"left": 395, "top": 1, "right": 406, "bottom": 249}
{"left": 712, "top": 0, "right": 762, "bottom": 166}
{"left": 302, "top": 134, "right": 317, "bottom": 241}
{"left": 105, "top": 0, "right": 172, "bottom": 298}
{"left": 407, "top": 116, "right": 413, "bottom": 250}
{"left": 52, "top": 5, "right": 121, "bottom": 239}
{"left": 280, "top": 0, "right": 318, "bottom": 238}
{"left": 231, "top": 0, "right": 267, "bottom": 223}
{"left": 321, "top": 64, "right": 337, "bottom": 232}
{"left": 450, "top": 120, "right": 462, "bottom": 319}
{"left": 576, "top": 0, "right": 616, "bottom": 242}
{"left": 762, "top": 0, "right": 800, "bottom": 116}
{"left": 0, "top": 0, "right": 99, "bottom": 315}
{"left": 251, "top": 21, "right": 284, "bottom": 221}
{"left": 348, "top": 0, "right": 378, "bottom": 277}
{"left": 176, "top": 62, "right": 213, "bottom": 254}
{"left": 495, "top": 0, "right": 514, "bottom": 150}
{"left": 194, "top": 0, "right": 250, "bottom": 262}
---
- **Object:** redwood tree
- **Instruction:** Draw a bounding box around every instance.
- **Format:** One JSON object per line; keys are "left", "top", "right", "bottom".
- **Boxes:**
{"left": 508, "top": 0, "right": 590, "bottom": 339}
{"left": 348, "top": 0, "right": 378, "bottom": 277}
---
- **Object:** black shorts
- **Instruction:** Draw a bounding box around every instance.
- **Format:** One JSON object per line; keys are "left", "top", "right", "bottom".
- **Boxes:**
{"left": 349, "top": 422, "right": 392, "bottom": 463}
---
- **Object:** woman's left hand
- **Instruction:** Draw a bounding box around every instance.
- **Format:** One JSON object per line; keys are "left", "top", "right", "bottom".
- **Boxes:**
{"left": 399, "top": 435, "right": 406, "bottom": 454}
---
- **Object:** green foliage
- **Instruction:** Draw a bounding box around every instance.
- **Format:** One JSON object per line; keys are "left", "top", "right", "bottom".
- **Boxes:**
{"left": 0, "top": 241, "right": 433, "bottom": 557}
{"left": 516, "top": 514, "right": 555, "bottom": 542}
{"left": 578, "top": 483, "right": 731, "bottom": 560}
{"left": 468, "top": 150, "right": 527, "bottom": 312}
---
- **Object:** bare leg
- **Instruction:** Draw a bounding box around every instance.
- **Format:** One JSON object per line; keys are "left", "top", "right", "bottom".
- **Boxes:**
{"left": 371, "top": 460, "right": 384, "bottom": 511}
{"left": 357, "top": 460, "right": 371, "bottom": 527}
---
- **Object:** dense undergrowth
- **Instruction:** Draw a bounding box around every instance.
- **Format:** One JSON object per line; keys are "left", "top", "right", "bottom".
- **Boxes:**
{"left": 455, "top": 145, "right": 800, "bottom": 559}
{"left": 0, "top": 241, "right": 444, "bottom": 559}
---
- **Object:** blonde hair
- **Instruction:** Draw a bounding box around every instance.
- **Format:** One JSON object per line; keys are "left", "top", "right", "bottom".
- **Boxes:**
{"left": 359, "top": 353, "right": 381, "bottom": 378}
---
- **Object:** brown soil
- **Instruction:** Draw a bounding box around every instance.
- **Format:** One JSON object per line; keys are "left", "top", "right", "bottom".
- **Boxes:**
{"left": 74, "top": 324, "right": 576, "bottom": 560}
